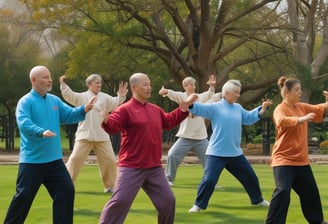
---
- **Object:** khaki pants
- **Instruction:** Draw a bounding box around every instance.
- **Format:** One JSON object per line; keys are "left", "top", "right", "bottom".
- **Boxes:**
{"left": 66, "top": 140, "right": 117, "bottom": 189}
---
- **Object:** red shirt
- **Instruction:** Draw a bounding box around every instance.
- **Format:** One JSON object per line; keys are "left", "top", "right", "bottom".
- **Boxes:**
{"left": 102, "top": 97, "right": 189, "bottom": 168}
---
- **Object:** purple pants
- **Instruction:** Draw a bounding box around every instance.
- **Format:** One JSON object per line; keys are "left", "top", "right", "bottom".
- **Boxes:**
{"left": 99, "top": 166, "right": 175, "bottom": 224}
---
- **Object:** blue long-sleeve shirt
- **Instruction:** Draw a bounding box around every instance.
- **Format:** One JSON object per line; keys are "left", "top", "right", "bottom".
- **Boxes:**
{"left": 16, "top": 89, "right": 86, "bottom": 163}
{"left": 189, "top": 99, "right": 261, "bottom": 157}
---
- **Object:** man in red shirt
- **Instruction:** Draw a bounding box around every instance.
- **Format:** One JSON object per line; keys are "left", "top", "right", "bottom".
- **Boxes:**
{"left": 99, "top": 73, "right": 189, "bottom": 224}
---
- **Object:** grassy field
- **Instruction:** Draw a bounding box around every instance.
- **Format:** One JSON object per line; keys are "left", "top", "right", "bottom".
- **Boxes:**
{"left": 1, "top": 164, "right": 328, "bottom": 224}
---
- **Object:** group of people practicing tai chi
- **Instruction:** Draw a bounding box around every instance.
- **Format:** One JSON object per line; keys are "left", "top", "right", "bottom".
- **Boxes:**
{"left": 4, "top": 65, "right": 328, "bottom": 224}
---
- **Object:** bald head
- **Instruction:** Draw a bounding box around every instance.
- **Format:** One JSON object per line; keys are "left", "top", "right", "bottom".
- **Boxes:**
{"left": 129, "top": 73, "right": 148, "bottom": 86}
{"left": 129, "top": 73, "right": 151, "bottom": 103}
{"left": 29, "top": 65, "right": 53, "bottom": 96}
{"left": 29, "top": 65, "right": 50, "bottom": 80}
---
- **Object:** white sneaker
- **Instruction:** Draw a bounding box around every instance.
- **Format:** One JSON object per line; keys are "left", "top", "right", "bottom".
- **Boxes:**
{"left": 168, "top": 181, "right": 174, "bottom": 186}
{"left": 215, "top": 185, "right": 224, "bottom": 190}
{"left": 255, "top": 200, "right": 270, "bottom": 207}
{"left": 188, "top": 205, "right": 201, "bottom": 213}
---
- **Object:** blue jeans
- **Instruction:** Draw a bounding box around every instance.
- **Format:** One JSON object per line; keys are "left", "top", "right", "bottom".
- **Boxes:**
{"left": 194, "top": 155, "right": 264, "bottom": 209}
{"left": 265, "top": 165, "right": 324, "bottom": 224}
{"left": 4, "top": 159, "right": 75, "bottom": 224}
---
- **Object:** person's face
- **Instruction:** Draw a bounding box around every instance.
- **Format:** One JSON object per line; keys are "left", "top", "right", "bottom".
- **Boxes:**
{"left": 184, "top": 82, "right": 196, "bottom": 94}
{"left": 134, "top": 75, "right": 151, "bottom": 101}
{"left": 88, "top": 78, "right": 102, "bottom": 94}
{"left": 32, "top": 70, "right": 52, "bottom": 95}
{"left": 285, "top": 82, "right": 302, "bottom": 103}
{"left": 224, "top": 87, "right": 240, "bottom": 104}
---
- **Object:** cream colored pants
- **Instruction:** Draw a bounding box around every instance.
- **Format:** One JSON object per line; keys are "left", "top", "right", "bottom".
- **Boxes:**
{"left": 66, "top": 140, "right": 117, "bottom": 189}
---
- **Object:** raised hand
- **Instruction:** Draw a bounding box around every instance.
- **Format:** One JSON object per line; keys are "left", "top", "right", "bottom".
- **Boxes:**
{"left": 117, "top": 81, "right": 129, "bottom": 96}
{"left": 84, "top": 96, "right": 97, "bottom": 113}
{"left": 159, "top": 86, "right": 168, "bottom": 96}
{"left": 206, "top": 74, "right": 216, "bottom": 88}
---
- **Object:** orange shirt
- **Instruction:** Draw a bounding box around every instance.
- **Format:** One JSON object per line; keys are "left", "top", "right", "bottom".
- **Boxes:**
{"left": 271, "top": 101, "right": 325, "bottom": 167}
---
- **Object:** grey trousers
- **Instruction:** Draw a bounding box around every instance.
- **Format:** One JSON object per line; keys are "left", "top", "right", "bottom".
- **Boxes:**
{"left": 165, "top": 137, "right": 208, "bottom": 182}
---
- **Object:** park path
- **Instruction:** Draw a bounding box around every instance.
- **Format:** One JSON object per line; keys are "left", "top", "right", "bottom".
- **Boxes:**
{"left": 1, "top": 151, "right": 328, "bottom": 165}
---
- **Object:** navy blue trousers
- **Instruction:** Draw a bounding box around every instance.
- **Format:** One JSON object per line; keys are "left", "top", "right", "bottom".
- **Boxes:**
{"left": 4, "top": 159, "right": 75, "bottom": 224}
{"left": 265, "top": 165, "right": 324, "bottom": 224}
{"left": 194, "top": 155, "right": 264, "bottom": 209}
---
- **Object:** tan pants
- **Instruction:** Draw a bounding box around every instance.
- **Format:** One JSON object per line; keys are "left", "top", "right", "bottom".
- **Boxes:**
{"left": 66, "top": 140, "right": 117, "bottom": 189}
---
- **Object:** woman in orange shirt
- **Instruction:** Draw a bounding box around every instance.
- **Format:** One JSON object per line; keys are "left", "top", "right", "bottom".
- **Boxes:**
{"left": 265, "top": 77, "right": 328, "bottom": 224}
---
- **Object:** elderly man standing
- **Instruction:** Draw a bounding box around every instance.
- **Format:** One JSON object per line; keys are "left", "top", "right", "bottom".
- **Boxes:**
{"left": 99, "top": 73, "right": 189, "bottom": 224}
{"left": 60, "top": 74, "right": 128, "bottom": 193}
{"left": 4, "top": 65, "right": 95, "bottom": 224}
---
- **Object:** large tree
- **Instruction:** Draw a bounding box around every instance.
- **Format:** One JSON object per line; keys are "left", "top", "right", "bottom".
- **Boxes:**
{"left": 23, "top": 0, "right": 294, "bottom": 105}
{"left": 286, "top": 0, "right": 328, "bottom": 102}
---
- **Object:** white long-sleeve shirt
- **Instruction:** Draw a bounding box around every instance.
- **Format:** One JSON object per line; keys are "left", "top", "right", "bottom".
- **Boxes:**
{"left": 60, "top": 84, "right": 126, "bottom": 141}
{"left": 163, "top": 87, "right": 214, "bottom": 140}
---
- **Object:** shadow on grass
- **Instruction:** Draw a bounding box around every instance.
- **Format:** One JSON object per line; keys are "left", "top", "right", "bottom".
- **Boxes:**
{"left": 76, "top": 190, "right": 112, "bottom": 196}
{"left": 73, "top": 207, "right": 101, "bottom": 217}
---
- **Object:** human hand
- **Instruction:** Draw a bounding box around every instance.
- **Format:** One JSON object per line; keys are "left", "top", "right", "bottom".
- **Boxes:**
{"left": 159, "top": 86, "right": 168, "bottom": 96}
{"left": 43, "top": 130, "right": 56, "bottom": 137}
{"left": 298, "top": 112, "right": 315, "bottom": 123}
{"left": 323, "top": 90, "right": 328, "bottom": 102}
{"left": 84, "top": 96, "right": 97, "bottom": 112}
{"left": 180, "top": 93, "right": 198, "bottom": 110}
{"left": 259, "top": 99, "right": 272, "bottom": 116}
{"left": 117, "top": 81, "right": 128, "bottom": 96}
{"left": 206, "top": 74, "right": 216, "bottom": 88}
{"left": 262, "top": 99, "right": 273, "bottom": 111}
{"left": 59, "top": 75, "right": 67, "bottom": 85}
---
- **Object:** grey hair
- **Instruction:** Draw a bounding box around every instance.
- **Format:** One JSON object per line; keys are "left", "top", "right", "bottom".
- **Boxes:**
{"left": 222, "top": 79, "right": 241, "bottom": 97}
{"left": 86, "top": 74, "right": 102, "bottom": 86}
{"left": 182, "top": 77, "right": 196, "bottom": 87}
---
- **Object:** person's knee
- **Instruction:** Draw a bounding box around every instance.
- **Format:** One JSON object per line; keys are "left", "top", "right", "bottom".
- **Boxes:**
{"left": 156, "top": 193, "right": 175, "bottom": 213}
{"left": 60, "top": 182, "right": 75, "bottom": 199}
{"left": 275, "top": 187, "right": 290, "bottom": 199}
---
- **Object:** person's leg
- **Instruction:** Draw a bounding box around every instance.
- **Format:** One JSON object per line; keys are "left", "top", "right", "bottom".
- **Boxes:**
{"left": 44, "top": 160, "right": 75, "bottom": 224}
{"left": 225, "top": 155, "right": 264, "bottom": 204}
{"left": 165, "top": 138, "right": 192, "bottom": 183}
{"left": 4, "top": 163, "right": 43, "bottom": 224}
{"left": 191, "top": 139, "right": 208, "bottom": 167}
{"left": 265, "top": 166, "right": 294, "bottom": 224}
{"left": 293, "top": 165, "right": 324, "bottom": 224}
{"left": 99, "top": 167, "right": 145, "bottom": 224}
{"left": 194, "top": 155, "right": 225, "bottom": 209}
{"left": 65, "top": 140, "right": 92, "bottom": 182}
{"left": 143, "top": 167, "right": 175, "bottom": 224}
{"left": 94, "top": 141, "right": 117, "bottom": 190}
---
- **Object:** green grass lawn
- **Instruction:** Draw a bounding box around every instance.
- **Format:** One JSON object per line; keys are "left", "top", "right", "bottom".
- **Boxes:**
{"left": 1, "top": 164, "right": 328, "bottom": 224}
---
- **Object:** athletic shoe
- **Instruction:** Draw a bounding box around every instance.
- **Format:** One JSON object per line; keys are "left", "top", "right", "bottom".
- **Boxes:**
{"left": 255, "top": 200, "right": 270, "bottom": 207}
{"left": 188, "top": 205, "right": 201, "bottom": 213}
{"left": 104, "top": 188, "right": 114, "bottom": 193}
{"left": 215, "top": 185, "right": 224, "bottom": 190}
{"left": 168, "top": 181, "right": 174, "bottom": 186}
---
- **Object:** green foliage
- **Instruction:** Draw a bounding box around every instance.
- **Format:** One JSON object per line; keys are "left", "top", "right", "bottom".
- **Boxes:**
{"left": 296, "top": 62, "right": 314, "bottom": 90}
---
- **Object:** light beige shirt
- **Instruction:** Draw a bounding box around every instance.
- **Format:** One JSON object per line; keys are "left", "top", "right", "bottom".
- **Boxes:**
{"left": 163, "top": 88, "right": 214, "bottom": 140}
{"left": 60, "top": 84, "right": 126, "bottom": 141}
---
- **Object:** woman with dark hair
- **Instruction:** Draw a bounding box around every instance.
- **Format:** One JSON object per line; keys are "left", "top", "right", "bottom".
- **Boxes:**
{"left": 265, "top": 76, "right": 328, "bottom": 224}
